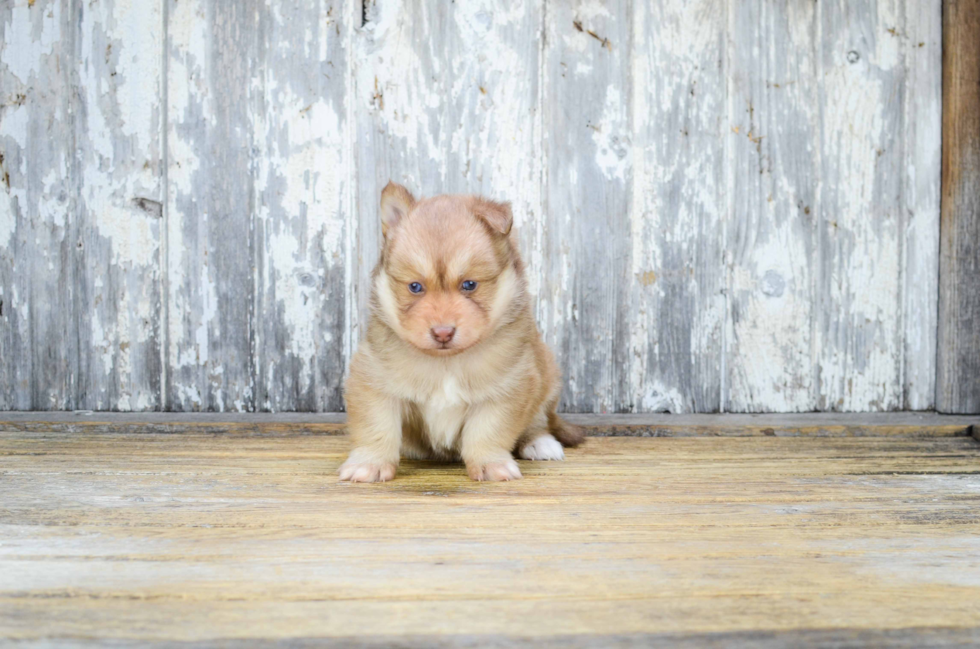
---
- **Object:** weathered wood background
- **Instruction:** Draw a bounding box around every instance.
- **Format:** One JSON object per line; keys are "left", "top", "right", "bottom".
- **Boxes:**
{"left": 938, "top": 0, "right": 980, "bottom": 415}
{"left": 0, "top": 0, "right": 943, "bottom": 413}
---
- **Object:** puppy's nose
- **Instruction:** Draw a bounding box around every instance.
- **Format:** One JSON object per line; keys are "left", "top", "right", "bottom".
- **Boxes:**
{"left": 431, "top": 326, "right": 456, "bottom": 344}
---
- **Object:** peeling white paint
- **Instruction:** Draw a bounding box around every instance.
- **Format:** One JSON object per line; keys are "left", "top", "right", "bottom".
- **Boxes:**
{"left": 0, "top": 0, "right": 943, "bottom": 413}
{"left": 0, "top": 186, "right": 19, "bottom": 253}
{"left": 38, "top": 168, "right": 67, "bottom": 229}
{"left": 592, "top": 86, "right": 631, "bottom": 182}
{"left": 818, "top": 9, "right": 903, "bottom": 411}
{"left": 68, "top": 0, "right": 165, "bottom": 409}
{"left": 901, "top": 2, "right": 941, "bottom": 410}
{"left": 2, "top": 4, "right": 61, "bottom": 84}
{"left": 0, "top": 103, "right": 29, "bottom": 150}
{"left": 639, "top": 382, "right": 686, "bottom": 413}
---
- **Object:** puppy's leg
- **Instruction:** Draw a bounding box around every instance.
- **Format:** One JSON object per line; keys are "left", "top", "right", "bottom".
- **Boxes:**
{"left": 400, "top": 406, "right": 435, "bottom": 461}
{"left": 339, "top": 390, "right": 402, "bottom": 483}
{"left": 461, "top": 401, "right": 525, "bottom": 482}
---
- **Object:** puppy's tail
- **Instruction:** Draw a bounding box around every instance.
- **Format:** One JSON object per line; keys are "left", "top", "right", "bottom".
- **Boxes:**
{"left": 548, "top": 412, "right": 586, "bottom": 448}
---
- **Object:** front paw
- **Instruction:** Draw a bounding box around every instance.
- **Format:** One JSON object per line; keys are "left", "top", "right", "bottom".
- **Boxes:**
{"left": 466, "top": 458, "right": 523, "bottom": 482}
{"left": 338, "top": 459, "right": 397, "bottom": 483}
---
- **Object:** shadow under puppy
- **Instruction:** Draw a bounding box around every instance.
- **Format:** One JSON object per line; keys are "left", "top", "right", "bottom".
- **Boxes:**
{"left": 340, "top": 182, "right": 584, "bottom": 482}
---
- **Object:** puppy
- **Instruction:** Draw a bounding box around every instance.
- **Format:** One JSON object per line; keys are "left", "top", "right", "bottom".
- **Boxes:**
{"left": 339, "top": 182, "right": 584, "bottom": 482}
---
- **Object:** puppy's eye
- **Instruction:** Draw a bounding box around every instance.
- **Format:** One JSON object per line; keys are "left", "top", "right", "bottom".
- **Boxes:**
{"left": 408, "top": 282, "right": 424, "bottom": 294}
{"left": 461, "top": 280, "right": 478, "bottom": 292}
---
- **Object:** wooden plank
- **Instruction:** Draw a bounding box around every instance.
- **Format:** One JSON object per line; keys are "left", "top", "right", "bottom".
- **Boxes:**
{"left": 1, "top": 432, "right": 979, "bottom": 643}
{"left": 541, "top": 0, "right": 632, "bottom": 413}
{"left": 252, "top": 0, "right": 351, "bottom": 412}
{"left": 725, "top": 0, "right": 819, "bottom": 412}
{"left": 165, "top": 0, "right": 256, "bottom": 411}
{"left": 0, "top": 1, "right": 76, "bottom": 410}
{"left": 0, "top": 412, "right": 976, "bottom": 438}
{"left": 0, "top": 411, "right": 348, "bottom": 435}
{"left": 352, "top": 0, "right": 543, "bottom": 350}
{"left": 815, "top": 0, "right": 906, "bottom": 411}
{"left": 73, "top": 0, "right": 165, "bottom": 411}
{"left": 570, "top": 412, "right": 979, "bottom": 438}
{"left": 725, "top": 1, "right": 941, "bottom": 413}
{"left": 628, "top": 0, "right": 726, "bottom": 413}
{"left": 902, "top": 1, "right": 942, "bottom": 410}
{"left": 938, "top": 0, "right": 980, "bottom": 414}
{"left": 1, "top": 630, "right": 976, "bottom": 649}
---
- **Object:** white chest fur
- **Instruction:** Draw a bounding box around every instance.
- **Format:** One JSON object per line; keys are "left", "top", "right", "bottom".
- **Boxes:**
{"left": 420, "top": 374, "right": 469, "bottom": 451}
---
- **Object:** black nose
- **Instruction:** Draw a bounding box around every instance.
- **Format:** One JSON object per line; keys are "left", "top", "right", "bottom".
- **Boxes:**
{"left": 431, "top": 326, "right": 456, "bottom": 344}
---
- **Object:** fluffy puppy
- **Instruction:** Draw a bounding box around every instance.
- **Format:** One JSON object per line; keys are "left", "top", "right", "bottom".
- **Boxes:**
{"left": 339, "top": 182, "right": 584, "bottom": 482}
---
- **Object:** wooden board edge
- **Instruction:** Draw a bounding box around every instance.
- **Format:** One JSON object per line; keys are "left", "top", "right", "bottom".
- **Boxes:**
{"left": 1, "top": 414, "right": 978, "bottom": 438}
{"left": 937, "top": 0, "right": 980, "bottom": 413}
{"left": 0, "top": 420, "right": 348, "bottom": 437}
{"left": 579, "top": 424, "right": 974, "bottom": 439}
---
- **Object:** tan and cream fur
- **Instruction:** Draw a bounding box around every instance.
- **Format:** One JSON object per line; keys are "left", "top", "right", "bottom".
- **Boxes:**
{"left": 340, "top": 182, "right": 584, "bottom": 482}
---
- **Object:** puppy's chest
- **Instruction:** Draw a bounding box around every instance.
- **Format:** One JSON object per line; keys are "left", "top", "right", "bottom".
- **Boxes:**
{"left": 419, "top": 375, "right": 470, "bottom": 451}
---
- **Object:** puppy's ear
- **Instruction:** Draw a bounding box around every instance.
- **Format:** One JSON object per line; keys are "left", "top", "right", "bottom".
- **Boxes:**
{"left": 472, "top": 198, "right": 513, "bottom": 236}
{"left": 380, "top": 181, "right": 416, "bottom": 237}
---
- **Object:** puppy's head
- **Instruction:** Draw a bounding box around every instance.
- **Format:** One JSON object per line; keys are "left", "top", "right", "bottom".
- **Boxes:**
{"left": 373, "top": 181, "right": 523, "bottom": 356}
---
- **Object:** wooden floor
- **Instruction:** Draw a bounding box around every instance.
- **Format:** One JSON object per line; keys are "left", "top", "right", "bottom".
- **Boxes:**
{"left": 1, "top": 418, "right": 980, "bottom": 647}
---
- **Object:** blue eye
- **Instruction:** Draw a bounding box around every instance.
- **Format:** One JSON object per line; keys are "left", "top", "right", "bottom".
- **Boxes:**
{"left": 461, "top": 280, "right": 477, "bottom": 292}
{"left": 408, "top": 282, "right": 424, "bottom": 294}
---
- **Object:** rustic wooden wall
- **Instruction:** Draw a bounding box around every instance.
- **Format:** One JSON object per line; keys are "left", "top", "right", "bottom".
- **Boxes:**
{"left": 0, "top": 0, "right": 943, "bottom": 413}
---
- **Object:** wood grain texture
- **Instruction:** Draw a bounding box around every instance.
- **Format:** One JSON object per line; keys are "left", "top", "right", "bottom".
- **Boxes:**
{"left": 541, "top": 0, "right": 632, "bottom": 413}
{"left": 1, "top": 411, "right": 977, "bottom": 438}
{"left": 628, "top": 0, "right": 725, "bottom": 413}
{"left": 3, "top": 630, "right": 980, "bottom": 649}
{"left": 816, "top": 0, "right": 906, "bottom": 412}
{"left": 74, "top": 0, "right": 165, "bottom": 411}
{"left": 902, "top": 1, "right": 942, "bottom": 410}
{"left": 0, "top": 0, "right": 946, "bottom": 414}
{"left": 165, "top": 0, "right": 257, "bottom": 411}
{"left": 938, "top": 0, "right": 980, "bottom": 414}
{"left": 726, "top": 1, "right": 942, "bottom": 413}
{"left": 726, "top": 0, "right": 819, "bottom": 412}
{"left": 252, "top": 0, "right": 351, "bottom": 412}
{"left": 1, "top": 430, "right": 979, "bottom": 643}
{"left": 0, "top": 0, "right": 76, "bottom": 410}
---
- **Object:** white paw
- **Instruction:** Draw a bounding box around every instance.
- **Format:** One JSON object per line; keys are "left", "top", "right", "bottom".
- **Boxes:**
{"left": 467, "top": 458, "right": 523, "bottom": 482}
{"left": 338, "top": 460, "right": 397, "bottom": 483}
{"left": 520, "top": 434, "right": 565, "bottom": 461}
